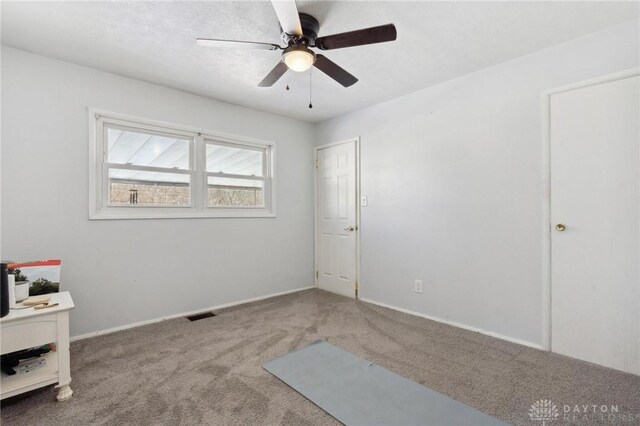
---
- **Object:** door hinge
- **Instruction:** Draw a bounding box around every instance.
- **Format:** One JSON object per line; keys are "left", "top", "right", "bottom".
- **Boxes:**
{"left": 315, "top": 159, "right": 319, "bottom": 168}
{"left": 316, "top": 271, "right": 319, "bottom": 279}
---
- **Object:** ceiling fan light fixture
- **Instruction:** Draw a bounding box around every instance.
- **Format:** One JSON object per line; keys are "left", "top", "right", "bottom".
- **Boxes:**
{"left": 283, "top": 47, "right": 315, "bottom": 72}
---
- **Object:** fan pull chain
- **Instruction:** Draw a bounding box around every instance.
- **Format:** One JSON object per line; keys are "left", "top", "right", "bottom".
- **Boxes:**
{"left": 308, "top": 68, "right": 313, "bottom": 109}
{"left": 286, "top": 83, "right": 290, "bottom": 91}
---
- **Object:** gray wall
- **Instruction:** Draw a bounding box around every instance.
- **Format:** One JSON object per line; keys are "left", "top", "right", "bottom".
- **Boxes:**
{"left": 314, "top": 20, "right": 639, "bottom": 347}
{"left": 1, "top": 47, "right": 315, "bottom": 336}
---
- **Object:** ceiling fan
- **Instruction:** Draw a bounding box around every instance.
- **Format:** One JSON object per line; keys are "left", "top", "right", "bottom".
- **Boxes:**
{"left": 196, "top": 0, "right": 397, "bottom": 88}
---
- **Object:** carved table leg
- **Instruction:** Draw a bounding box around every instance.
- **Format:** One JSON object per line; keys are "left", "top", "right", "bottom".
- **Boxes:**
{"left": 56, "top": 383, "right": 73, "bottom": 401}
{"left": 56, "top": 311, "right": 73, "bottom": 402}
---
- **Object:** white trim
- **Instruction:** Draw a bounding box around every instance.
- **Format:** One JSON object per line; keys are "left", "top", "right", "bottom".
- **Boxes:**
{"left": 542, "top": 68, "right": 640, "bottom": 98}
{"left": 89, "top": 209, "right": 276, "bottom": 220}
{"left": 105, "top": 163, "right": 194, "bottom": 175}
{"left": 70, "top": 286, "right": 315, "bottom": 342}
{"left": 204, "top": 137, "right": 269, "bottom": 153}
{"left": 89, "top": 108, "right": 277, "bottom": 147}
{"left": 315, "top": 139, "right": 360, "bottom": 150}
{"left": 356, "top": 138, "right": 361, "bottom": 298}
{"left": 205, "top": 172, "right": 265, "bottom": 181}
{"left": 313, "top": 146, "right": 319, "bottom": 289}
{"left": 540, "top": 68, "right": 640, "bottom": 351}
{"left": 88, "top": 110, "right": 99, "bottom": 220}
{"left": 88, "top": 108, "right": 276, "bottom": 219}
{"left": 360, "top": 297, "right": 544, "bottom": 350}
{"left": 313, "top": 138, "right": 361, "bottom": 298}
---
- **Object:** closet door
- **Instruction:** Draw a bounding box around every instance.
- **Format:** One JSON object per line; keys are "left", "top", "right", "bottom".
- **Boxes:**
{"left": 315, "top": 141, "right": 357, "bottom": 298}
{"left": 550, "top": 74, "right": 639, "bottom": 375}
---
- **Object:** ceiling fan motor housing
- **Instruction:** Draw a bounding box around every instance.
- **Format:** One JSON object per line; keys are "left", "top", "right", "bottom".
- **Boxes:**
{"left": 281, "top": 13, "right": 320, "bottom": 46}
{"left": 249, "top": 2, "right": 396, "bottom": 88}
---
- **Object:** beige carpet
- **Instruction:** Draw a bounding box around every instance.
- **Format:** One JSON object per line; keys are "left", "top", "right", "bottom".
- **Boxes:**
{"left": 1, "top": 289, "right": 639, "bottom": 425}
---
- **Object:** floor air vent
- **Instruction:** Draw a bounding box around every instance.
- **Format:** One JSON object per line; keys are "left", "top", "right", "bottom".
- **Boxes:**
{"left": 186, "top": 312, "right": 216, "bottom": 321}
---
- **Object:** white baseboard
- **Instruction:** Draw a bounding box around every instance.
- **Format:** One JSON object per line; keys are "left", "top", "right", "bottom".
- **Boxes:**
{"left": 71, "top": 286, "right": 315, "bottom": 342}
{"left": 359, "top": 297, "right": 544, "bottom": 350}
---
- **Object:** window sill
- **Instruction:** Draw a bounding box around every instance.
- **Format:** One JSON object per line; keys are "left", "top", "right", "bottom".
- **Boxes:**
{"left": 89, "top": 208, "right": 276, "bottom": 220}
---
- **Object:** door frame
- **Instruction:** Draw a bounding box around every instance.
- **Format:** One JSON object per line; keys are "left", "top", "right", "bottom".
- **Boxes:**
{"left": 313, "top": 137, "right": 361, "bottom": 298}
{"left": 540, "top": 67, "right": 640, "bottom": 351}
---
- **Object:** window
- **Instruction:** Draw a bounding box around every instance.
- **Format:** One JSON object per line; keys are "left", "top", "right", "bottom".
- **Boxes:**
{"left": 106, "top": 125, "right": 193, "bottom": 207}
{"left": 206, "top": 141, "right": 266, "bottom": 208}
{"left": 90, "top": 111, "right": 275, "bottom": 219}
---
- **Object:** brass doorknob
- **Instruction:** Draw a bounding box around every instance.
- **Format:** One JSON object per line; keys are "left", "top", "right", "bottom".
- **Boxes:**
{"left": 555, "top": 224, "right": 566, "bottom": 232}
{"left": 344, "top": 226, "right": 355, "bottom": 231}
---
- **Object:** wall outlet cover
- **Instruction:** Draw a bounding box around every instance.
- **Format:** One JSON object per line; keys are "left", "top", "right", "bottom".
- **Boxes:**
{"left": 414, "top": 279, "right": 423, "bottom": 294}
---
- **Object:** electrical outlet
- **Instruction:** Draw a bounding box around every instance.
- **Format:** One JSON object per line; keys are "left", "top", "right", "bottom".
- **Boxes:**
{"left": 414, "top": 279, "right": 423, "bottom": 294}
{"left": 361, "top": 195, "right": 368, "bottom": 207}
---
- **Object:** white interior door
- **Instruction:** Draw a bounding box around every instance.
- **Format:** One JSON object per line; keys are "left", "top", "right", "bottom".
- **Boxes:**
{"left": 316, "top": 141, "right": 357, "bottom": 298}
{"left": 550, "top": 73, "right": 639, "bottom": 375}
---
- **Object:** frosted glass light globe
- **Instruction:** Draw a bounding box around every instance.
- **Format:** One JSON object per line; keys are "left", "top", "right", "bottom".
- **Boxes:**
{"left": 283, "top": 48, "right": 315, "bottom": 72}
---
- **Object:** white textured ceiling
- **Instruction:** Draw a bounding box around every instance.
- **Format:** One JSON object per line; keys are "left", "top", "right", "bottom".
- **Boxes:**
{"left": 2, "top": 1, "right": 638, "bottom": 123}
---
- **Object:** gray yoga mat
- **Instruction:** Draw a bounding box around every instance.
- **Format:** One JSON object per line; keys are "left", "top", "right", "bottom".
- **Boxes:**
{"left": 263, "top": 340, "right": 507, "bottom": 426}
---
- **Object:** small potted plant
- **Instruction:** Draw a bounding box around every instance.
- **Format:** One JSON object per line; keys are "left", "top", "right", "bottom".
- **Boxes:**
{"left": 9, "top": 268, "right": 30, "bottom": 302}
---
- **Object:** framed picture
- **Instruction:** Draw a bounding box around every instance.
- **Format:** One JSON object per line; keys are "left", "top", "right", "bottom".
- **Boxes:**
{"left": 8, "top": 260, "right": 61, "bottom": 296}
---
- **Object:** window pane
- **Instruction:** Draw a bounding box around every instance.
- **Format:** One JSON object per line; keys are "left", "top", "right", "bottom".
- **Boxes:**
{"left": 109, "top": 169, "right": 190, "bottom": 206}
{"left": 206, "top": 143, "right": 263, "bottom": 176}
{"left": 107, "top": 127, "right": 190, "bottom": 170}
{"left": 207, "top": 177, "right": 264, "bottom": 207}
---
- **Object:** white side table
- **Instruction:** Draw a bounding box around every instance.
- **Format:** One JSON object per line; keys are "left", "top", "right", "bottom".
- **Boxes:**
{"left": 0, "top": 291, "right": 75, "bottom": 401}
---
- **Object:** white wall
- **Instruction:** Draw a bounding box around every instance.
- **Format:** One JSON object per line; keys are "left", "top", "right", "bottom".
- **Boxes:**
{"left": 315, "top": 20, "right": 640, "bottom": 347}
{"left": 1, "top": 47, "right": 315, "bottom": 336}
{"left": 2, "top": 19, "right": 638, "bottom": 345}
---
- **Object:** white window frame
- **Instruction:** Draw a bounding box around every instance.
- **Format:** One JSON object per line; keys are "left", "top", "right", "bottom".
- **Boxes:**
{"left": 89, "top": 109, "right": 276, "bottom": 220}
{"left": 204, "top": 138, "right": 272, "bottom": 210}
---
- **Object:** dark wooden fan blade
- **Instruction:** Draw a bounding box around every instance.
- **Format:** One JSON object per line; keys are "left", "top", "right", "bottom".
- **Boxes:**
{"left": 271, "top": 0, "right": 303, "bottom": 36}
{"left": 258, "top": 61, "right": 289, "bottom": 87}
{"left": 196, "top": 38, "right": 281, "bottom": 50}
{"left": 314, "top": 55, "right": 358, "bottom": 87}
{"left": 315, "top": 24, "right": 397, "bottom": 50}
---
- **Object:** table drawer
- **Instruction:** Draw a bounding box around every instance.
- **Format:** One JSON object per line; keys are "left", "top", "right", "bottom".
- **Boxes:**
{"left": 1, "top": 314, "right": 58, "bottom": 354}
